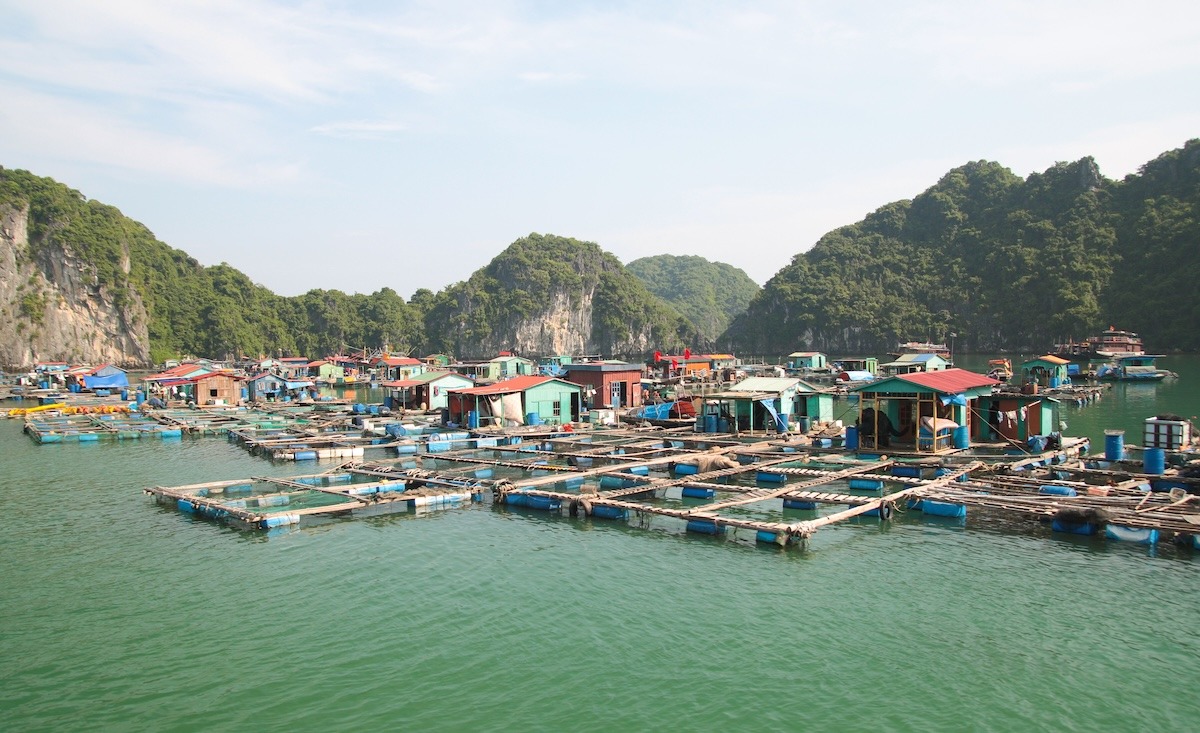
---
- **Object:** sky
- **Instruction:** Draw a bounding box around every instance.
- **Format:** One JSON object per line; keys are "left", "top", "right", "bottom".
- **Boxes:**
{"left": 1, "top": 1, "right": 1198, "bottom": 299}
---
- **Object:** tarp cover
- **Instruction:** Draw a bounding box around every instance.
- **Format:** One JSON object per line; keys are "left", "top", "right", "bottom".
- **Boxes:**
{"left": 759, "top": 398, "right": 788, "bottom": 433}
{"left": 83, "top": 373, "right": 129, "bottom": 389}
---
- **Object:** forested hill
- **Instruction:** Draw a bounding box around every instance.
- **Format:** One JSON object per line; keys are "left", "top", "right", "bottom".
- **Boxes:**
{"left": 724, "top": 139, "right": 1200, "bottom": 354}
{"left": 626, "top": 254, "right": 759, "bottom": 342}
{"left": 0, "top": 167, "right": 426, "bottom": 365}
{"left": 421, "top": 234, "right": 697, "bottom": 358}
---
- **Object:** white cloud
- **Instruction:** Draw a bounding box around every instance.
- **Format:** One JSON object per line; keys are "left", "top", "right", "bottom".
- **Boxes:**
{"left": 309, "top": 120, "right": 408, "bottom": 140}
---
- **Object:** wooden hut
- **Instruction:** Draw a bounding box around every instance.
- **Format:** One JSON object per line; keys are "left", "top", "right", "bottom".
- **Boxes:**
{"left": 787, "top": 352, "right": 827, "bottom": 370}
{"left": 247, "top": 372, "right": 287, "bottom": 402}
{"left": 849, "top": 368, "right": 999, "bottom": 453}
{"left": 879, "top": 353, "right": 950, "bottom": 376}
{"left": 1020, "top": 355, "right": 1071, "bottom": 389}
{"left": 446, "top": 375, "right": 582, "bottom": 427}
{"left": 701, "top": 376, "right": 828, "bottom": 434}
{"left": 383, "top": 371, "right": 474, "bottom": 412}
{"left": 564, "top": 361, "right": 643, "bottom": 409}
{"left": 490, "top": 354, "right": 536, "bottom": 379}
{"left": 186, "top": 372, "right": 247, "bottom": 406}
{"left": 376, "top": 356, "right": 426, "bottom": 381}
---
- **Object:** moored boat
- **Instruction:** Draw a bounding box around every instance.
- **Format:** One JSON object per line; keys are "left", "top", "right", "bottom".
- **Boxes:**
{"left": 1054, "top": 327, "right": 1145, "bottom": 360}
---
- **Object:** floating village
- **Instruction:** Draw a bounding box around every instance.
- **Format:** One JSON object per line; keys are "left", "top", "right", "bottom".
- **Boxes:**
{"left": 3, "top": 328, "right": 1197, "bottom": 551}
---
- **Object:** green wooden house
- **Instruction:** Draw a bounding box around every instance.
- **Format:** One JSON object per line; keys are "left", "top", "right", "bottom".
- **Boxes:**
{"left": 849, "top": 368, "right": 999, "bottom": 453}
{"left": 446, "top": 375, "right": 582, "bottom": 427}
{"left": 1019, "top": 355, "right": 1071, "bottom": 388}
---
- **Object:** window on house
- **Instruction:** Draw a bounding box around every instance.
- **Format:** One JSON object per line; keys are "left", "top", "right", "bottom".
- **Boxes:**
{"left": 552, "top": 401, "right": 561, "bottom": 417}
{"left": 210, "top": 389, "right": 219, "bottom": 397}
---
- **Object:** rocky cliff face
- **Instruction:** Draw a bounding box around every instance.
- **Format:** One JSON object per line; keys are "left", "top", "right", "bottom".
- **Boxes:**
{"left": 0, "top": 203, "right": 150, "bottom": 368}
{"left": 505, "top": 289, "right": 595, "bottom": 355}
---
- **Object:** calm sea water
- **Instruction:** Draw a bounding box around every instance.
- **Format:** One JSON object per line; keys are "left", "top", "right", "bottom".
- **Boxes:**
{"left": 3, "top": 360, "right": 1200, "bottom": 732}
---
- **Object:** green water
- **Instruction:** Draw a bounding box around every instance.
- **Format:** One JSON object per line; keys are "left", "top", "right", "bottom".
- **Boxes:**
{"left": 4, "top": 362, "right": 1200, "bottom": 732}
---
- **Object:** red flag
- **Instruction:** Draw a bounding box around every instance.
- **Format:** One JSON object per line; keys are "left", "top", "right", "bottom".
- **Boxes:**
{"left": 671, "top": 359, "right": 679, "bottom": 370}
{"left": 653, "top": 351, "right": 662, "bottom": 362}
{"left": 683, "top": 348, "right": 692, "bottom": 360}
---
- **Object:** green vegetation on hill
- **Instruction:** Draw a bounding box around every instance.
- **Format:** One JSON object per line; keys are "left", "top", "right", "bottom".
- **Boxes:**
{"left": 626, "top": 254, "right": 759, "bottom": 342}
{"left": 5, "top": 138, "right": 1199, "bottom": 364}
{"left": 0, "top": 167, "right": 424, "bottom": 363}
{"left": 422, "top": 233, "right": 696, "bottom": 357}
{"left": 725, "top": 139, "right": 1200, "bottom": 353}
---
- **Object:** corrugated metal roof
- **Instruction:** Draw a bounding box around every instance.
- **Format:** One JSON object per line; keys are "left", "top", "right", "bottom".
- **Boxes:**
{"left": 730, "top": 377, "right": 800, "bottom": 393}
{"left": 894, "top": 368, "right": 998, "bottom": 392}
{"left": 451, "top": 375, "right": 565, "bottom": 395}
{"left": 1027, "top": 354, "right": 1070, "bottom": 365}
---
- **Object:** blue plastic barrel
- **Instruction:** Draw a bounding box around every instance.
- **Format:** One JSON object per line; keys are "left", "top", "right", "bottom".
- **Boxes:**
{"left": 704, "top": 414, "right": 717, "bottom": 433}
{"left": 468, "top": 410, "right": 479, "bottom": 429}
{"left": 718, "top": 418, "right": 730, "bottom": 433}
{"left": 673, "top": 463, "right": 699, "bottom": 475}
{"left": 681, "top": 487, "right": 715, "bottom": 499}
{"left": 120, "top": 389, "right": 128, "bottom": 400}
{"left": 686, "top": 519, "right": 723, "bottom": 535}
{"left": 845, "top": 426, "right": 858, "bottom": 450}
{"left": 1143, "top": 447, "right": 1166, "bottom": 475}
{"left": 922, "top": 500, "right": 966, "bottom": 518}
{"left": 1104, "top": 430, "right": 1125, "bottom": 460}
{"left": 591, "top": 506, "right": 627, "bottom": 520}
{"left": 1039, "top": 485, "right": 1078, "bottom": 497}
{"left": 783, "top": 499, "right": 818, "bottom": 510}
{"left": 527, "top": 412, "right": 542, "bottom": 425}
{"left": 848, "top": 477, "right": 885, "bottom": 491}
{"left": 953, "top": 426, "right": 969, "bottom": 449}
{"left": 798, "top": 415, "right": 812, "bottom": 432}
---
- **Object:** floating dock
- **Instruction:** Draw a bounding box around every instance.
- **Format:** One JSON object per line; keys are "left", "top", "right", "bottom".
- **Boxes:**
{"left": 142, "top": 425, "right": 1200, "bottom": 549}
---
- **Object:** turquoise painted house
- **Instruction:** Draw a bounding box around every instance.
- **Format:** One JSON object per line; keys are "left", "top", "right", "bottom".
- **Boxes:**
{"left": 383, "top": 371, "right": 474, "bottom": 411}
{"left": 787, "top": 352, "right": 827, "bottom": 370}
{"left": 1020, "top": 355, "right": 1071, "bottom": 388}
{"left": 702, "top": 376, "right": 831, "bottom": 434}
{"left": 849, "top": 368, "right": 999, "bottom": 453}
{"left": 880, "top": 352, "right": 950, "bottom": 376}
{"left": 490, "top": 354, "right": 536, "bottom": 379}
{"left": 446, "top": 375, "right": 582, "bottom": 427}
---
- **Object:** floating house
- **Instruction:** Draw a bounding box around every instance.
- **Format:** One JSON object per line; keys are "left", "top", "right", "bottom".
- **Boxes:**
{"left": 278, "top": 357, "right": 312, "bottom": 379}
{"left": 1019, "top": 355, "right": 1072, "bottom": 389}
{"left": 142, "top": 362, "right": 214, "bottom": 394}
{"left": 383, "top": 371, "right": 474, "bottom": 412}
{"left": 835, "top": 357, "right": 878, "bottom": 377}
{"left": 538, "top": 355, "right": 574, "bottom": 377}
{"left": 305, "top": 360, "right": 345, "bottom": 384}
{"left": 81, "top": 364, "right": 130, "bottom": 391}
{"left": 787, "top": 352, "right": 827, "bottom": 370}
{"left": 879, "top": 352, "right": 950, "bottom": 376}
{"left": 423, "top": 354, "right": 453, "bottom": 368}
{"left": 375, "top": 356, "right": 426, "bottom": 381}
{"left": 1097, "top": 354, "right": 1168, "bottom": 381}
{"left": 975, "top": 392, "right": 1061, "bottom": 446}
{"left": 849, "top": 368, "right": 1000, "bottom": 453}
{"left": 247, "top": 372, "right": 287, "bottom": 402}
{"left": 564, "top": 361, "right": 643, "bottom": 409}
{"left": 162, "top": 371, "right": 248, "bottom": 406}
{"left": 446, "top": 375, "right": 582, "bottom": 427}
{"left": 649, "top": 353, "right": 711, "bottom": 379}
{"left": 705, "top": 353, "right": 740, "bottom": 371}
{"left": 449, "top": 360, "right": 499, "bottom": 383}
{"left": 490, "top": 354, "right": 536, "bottom": 379}
{"left": 700, "top": 376, "right": 830, "bottom": 434}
